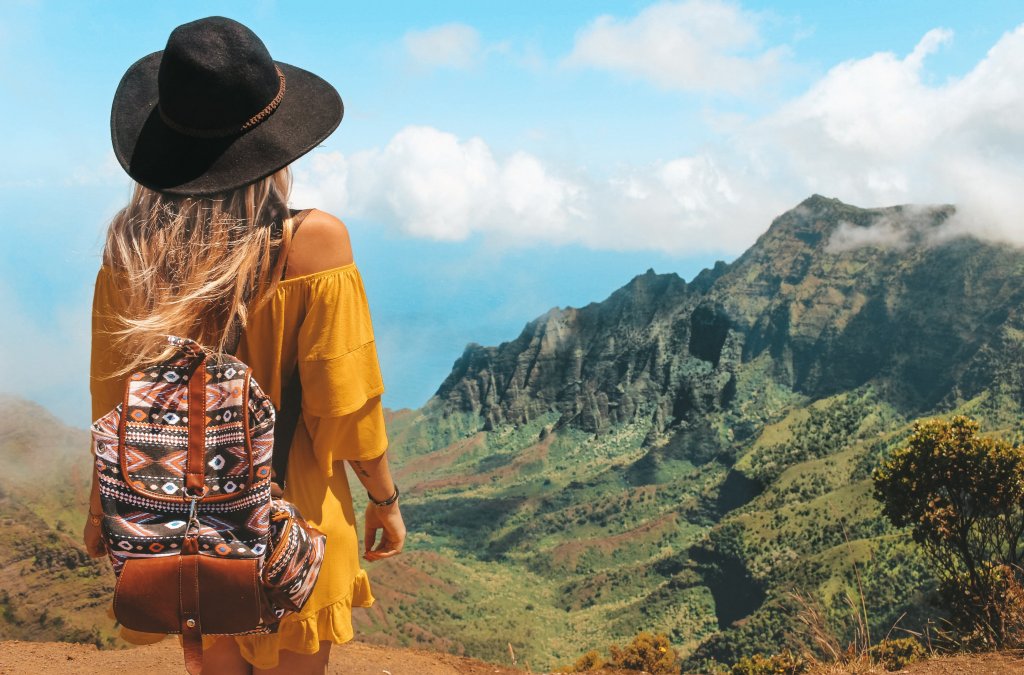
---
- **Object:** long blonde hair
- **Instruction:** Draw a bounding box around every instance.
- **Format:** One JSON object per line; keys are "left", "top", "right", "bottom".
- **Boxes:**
{"left": 102, "top": 168, "right": 293, "bottom": 375}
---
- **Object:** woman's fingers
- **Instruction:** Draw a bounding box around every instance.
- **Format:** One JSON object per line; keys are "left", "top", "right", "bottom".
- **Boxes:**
{"left": 364, "top": 524, "right": 378, "bottom": 555}
{"left": 365, "top": 548, "right": 401, "bottom": 561}
{"left": 365, "top": 537, "right": 401, "bottom": 560}
{"left": 83, "top": 518, "right": 107, "bottom": 558}
{"left": 363, "top": 531, "right": 404, "bottom": 560}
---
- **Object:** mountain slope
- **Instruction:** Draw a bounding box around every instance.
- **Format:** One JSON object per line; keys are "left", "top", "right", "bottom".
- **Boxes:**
{"left": 0, "top": 396, "right": 117, "bottom": 646}
{"left": 371, "top": 195, "right": 1024, "bottom": 669}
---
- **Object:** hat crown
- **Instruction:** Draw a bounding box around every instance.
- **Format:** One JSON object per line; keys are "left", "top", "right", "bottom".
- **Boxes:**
{"left": 158, "top": 16, "right": 281, "bottom": 133}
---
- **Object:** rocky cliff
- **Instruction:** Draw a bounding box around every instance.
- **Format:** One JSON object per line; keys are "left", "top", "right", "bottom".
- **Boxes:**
{"left": 435, "top": 194, "right": 1024, "bottom": 442}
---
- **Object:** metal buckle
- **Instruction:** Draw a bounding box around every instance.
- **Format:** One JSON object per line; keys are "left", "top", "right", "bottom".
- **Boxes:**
{"left": 184, "top": 490, "right": 206, "bottom": 535}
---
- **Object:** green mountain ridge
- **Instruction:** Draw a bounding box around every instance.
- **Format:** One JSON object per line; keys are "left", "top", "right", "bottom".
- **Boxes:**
{"left": 364, "top": 195, "right": 1024, "bottom": 669}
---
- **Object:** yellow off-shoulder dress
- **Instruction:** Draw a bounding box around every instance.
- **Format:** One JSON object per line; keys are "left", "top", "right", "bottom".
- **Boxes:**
{"left": 90, "top": 261, "right": 387, "bottom": 669}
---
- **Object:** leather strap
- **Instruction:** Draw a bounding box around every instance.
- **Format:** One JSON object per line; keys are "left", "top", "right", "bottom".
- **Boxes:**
{"left": 279, "top": 208, "right": 313, "bottom": 280}
{"left": 269, "top": 208, "right": 310, "bottom": 491}
{"left": 179, "top": 552, "right": 203, "bottom": 674}
{"left": 185, "top": 354, "right": 208, "bottom": 493}
{"left": 272, "top": 363, "right": 302, "bottom": 490}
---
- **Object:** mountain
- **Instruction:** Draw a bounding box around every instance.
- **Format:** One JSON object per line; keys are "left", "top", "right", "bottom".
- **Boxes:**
{"left": 0, "top": 396, "right": 117, "bottom": 646}
{"left": 363, "top": 195, "right": 1024, "bottom": 670}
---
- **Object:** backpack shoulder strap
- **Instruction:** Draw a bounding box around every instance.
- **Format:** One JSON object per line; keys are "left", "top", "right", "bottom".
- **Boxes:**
{"left": 281, "top": 208, "right": 314, "bottom": 281}
{"left": 271, "top": 208, "right": 312, "bottom": 490}
{"left": 273, "top": 359, "right": 302, "bottom": 490}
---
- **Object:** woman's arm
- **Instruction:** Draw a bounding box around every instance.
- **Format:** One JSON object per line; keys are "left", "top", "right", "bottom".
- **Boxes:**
{"left": 288, "top": 210, "right": 406, "bottom": 560}
{"left": 347, "top": 452, "right": 406, "bottom": 561}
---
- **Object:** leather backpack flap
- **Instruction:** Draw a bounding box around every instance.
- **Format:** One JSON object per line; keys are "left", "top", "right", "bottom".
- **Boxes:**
{"left": 113, "top": 555, "right": 269, "bottom": 634}
{"left": 113, "top": 556, "right": 181, "bottom": 632}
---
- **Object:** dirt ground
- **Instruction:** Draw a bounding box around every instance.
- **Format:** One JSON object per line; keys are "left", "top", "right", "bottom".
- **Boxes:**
{"left": 803, "top": 649, "right": 1024, "bottom": 675}
{"left": 0, "top": 639, "right": 523, "bottom": 675}
{"left": 3, "top": 640, "right": 1024, "bottom": 674}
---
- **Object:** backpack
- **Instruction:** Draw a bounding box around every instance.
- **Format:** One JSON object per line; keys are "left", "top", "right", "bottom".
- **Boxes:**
{"left": 90, "top": 335, "right": 325, "bottom": 674}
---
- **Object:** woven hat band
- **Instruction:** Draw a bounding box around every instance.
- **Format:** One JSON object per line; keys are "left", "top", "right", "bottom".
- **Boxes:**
{"left": 158, "top": 66, "right": 287, "bottom": 139}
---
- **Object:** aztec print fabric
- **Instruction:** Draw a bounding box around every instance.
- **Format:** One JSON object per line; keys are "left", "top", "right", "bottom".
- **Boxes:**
{"left": 263, "top": 500, "right": 327, "bottom": 616}
{"left": 92, "top": 339, "right": 274, "bottom": 573}
{"left": 91, "top": 336, "right": 322, "bottom": 629}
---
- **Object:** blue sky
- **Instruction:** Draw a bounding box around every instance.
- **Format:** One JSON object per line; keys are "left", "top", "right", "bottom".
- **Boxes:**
{"left": 2, "top": 1, "right": 1023, "bottom": 424}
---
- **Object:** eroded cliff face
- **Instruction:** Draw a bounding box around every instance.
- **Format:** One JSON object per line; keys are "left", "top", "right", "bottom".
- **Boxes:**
{"left": 435, "top": 268, "right": 693, "bottom": 433}
{"left": 433, "top": 195, "right": 1024, "bottom": 441}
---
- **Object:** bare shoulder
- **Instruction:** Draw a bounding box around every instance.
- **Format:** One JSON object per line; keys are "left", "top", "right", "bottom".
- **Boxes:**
{"left": 284, "top": 209, "right": 354, "bottom": 279}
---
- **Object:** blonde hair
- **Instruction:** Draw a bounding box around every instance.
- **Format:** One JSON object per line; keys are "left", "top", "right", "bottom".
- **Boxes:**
{"left": 102, "top": 168, "right": 293, "bottom": 375}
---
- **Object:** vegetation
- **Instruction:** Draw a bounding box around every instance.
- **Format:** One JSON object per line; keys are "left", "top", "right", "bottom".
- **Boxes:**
{"left": 557, "top": 632, "right": 677, "bottom": 673}
{"left": 873, "top": 416, "right": 1024, "bottom": 649}
{"left": 867, "top": 637, "right": 928, "bottom": 671}
{"left": 730, "top": 650, "right": 806, "bottom": 675}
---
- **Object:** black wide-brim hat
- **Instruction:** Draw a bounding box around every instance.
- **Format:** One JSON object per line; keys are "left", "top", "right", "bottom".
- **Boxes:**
{"left": 111, "top": 16, "right": 343, "bottom": 196}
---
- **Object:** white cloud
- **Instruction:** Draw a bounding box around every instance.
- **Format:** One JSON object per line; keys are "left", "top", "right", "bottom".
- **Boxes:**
{"left": 292, "top": 125, "right": 775, "bottom": 253}
{"left": 66, "top": 151, "right": 123, "bottom": 187}
{"left": 563, "top": 0, "right": 789, "bottom": 94}
{"left": 826, "top": 207, "right": 950, "bottom": 253}
{"left": 296, "top": 23, "right": 1024, "bottom": 255}
{"left": 294, "top": 126, "right": 588, "bottom": 246}
{"left": 403, "top": 23, "right": 482, "bottom": 70}
{"left": 744, "top": 25, "right": 1024, "bottom": 244}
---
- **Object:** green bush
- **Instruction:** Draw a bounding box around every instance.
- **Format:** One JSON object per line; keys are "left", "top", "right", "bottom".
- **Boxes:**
{"left": 730, "top": 650, "right": 807, "bottom": 675}
{"left": 556, "top": 649, "right": 606, "bottom": 672}
{"left": 609, "top": 632, "right": 677, "bottom": 674}
{"left": 867, "top": 637, "right": 926, "bottom": 671}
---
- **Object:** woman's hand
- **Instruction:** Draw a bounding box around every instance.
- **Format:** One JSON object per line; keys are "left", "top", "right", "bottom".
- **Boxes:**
{"left": 84, "top": 466, "right": 106, "bottom": 558}
{"left": 83, "top": 516, "right": 106, "bottom": 558}
{"left": 347, "top": 452, "right": 406, "bottom": 561}
{"left": 363, "top": 501, "right": 406, "bottom": 561}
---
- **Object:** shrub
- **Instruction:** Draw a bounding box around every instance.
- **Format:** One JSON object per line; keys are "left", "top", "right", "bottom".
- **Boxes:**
{"left": 609, "top": 632, "right": 677, "bottom": 674}
{"left": 945, "top": 561, "right": 1024, "bottom": 650}
{"left": 556, "top": 649, "right": 607, "bottom": 672}
{"left": 867, "top": 637, "right": 926, "bottom": 671}
{"left": 730, "top": 650, "right": 807, "bottom": 675}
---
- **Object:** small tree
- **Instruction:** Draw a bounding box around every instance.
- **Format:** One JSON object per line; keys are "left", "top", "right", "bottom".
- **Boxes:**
{"left": 872, "top": 415, "right": 1024, "bottom": 647}
{"left": 609, "top": 632, "right": 678, "bottom": 674}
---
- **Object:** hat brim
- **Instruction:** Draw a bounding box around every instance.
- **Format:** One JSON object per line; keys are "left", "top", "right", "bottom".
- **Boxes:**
{"left": 111, "top": 51, "right": 343, "bottom": 196}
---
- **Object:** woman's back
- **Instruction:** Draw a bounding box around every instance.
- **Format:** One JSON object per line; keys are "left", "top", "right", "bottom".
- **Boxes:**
{"left": 93, "top": 209, "right": 362, "bottom": 412}
{"left": 89, "top": 208, "right": 391, "bottom": 668}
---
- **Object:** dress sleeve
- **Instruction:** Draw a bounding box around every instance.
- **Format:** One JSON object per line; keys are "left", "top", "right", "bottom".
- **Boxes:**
{"left": 296, "top": 265, "right": 389, "bottom": 475}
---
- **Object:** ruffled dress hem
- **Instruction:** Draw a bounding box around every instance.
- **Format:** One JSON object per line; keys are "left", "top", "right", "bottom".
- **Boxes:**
{"left": 234, "top": 569, "right": 375, "bottom": 669}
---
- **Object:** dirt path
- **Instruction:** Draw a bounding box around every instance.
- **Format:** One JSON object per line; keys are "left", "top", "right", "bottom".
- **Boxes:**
{"left": 803, "top": 649, "right": 1024, "bottom": 675}
{"left": 0, "top": 640, "right": 523, "bottom": 675}
{"left": 4, "top": 640, "right": 1024, "bottom": 674}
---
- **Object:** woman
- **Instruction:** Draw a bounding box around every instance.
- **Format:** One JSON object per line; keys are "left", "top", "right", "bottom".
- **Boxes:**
{"left": 82, "top": 16, "right": 406, "bottom": 674}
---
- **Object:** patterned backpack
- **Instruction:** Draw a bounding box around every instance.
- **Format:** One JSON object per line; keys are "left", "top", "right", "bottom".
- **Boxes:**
{"left": 91, "top": 336, "right": 326, "bottom": 674}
